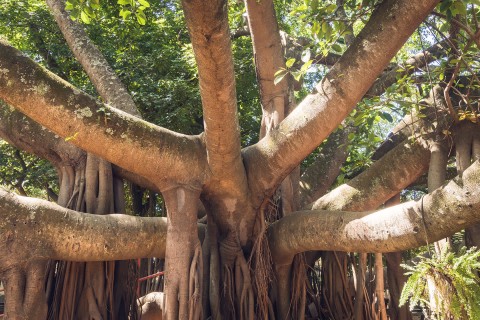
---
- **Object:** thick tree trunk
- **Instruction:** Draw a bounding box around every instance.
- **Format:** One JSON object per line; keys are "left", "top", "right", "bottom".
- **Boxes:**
{"left": 162, "top": 187, "right": 202, "bottom": 320}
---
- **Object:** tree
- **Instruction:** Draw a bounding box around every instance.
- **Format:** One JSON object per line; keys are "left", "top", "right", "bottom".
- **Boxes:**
{"left": 1, "top": 0, "right": 480, "bottom": 319}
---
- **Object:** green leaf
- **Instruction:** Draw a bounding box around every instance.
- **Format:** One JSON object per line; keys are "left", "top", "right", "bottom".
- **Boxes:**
{"left": 331, "top": 43, "right": 342, "bottom": 52}
{"left": 311, "top": 21, "right": 320, "bottom": 36}
{"left": 80, "top": 10, "right": 91, "bottom": 24}
{"left": 380, "top": 112, "right": 393, "bottom": 123}
{"left": 300, "top": 59, "right": 313, "bottom": 72}
{"left": 285, "top": 58, "right": 295, "bottom": 68}
{"left": 274, "top": 71, "right": 287, "bottom": 85}
{"left": 136, "top": 10, "right": 146, "bottom": 25}
{"left": 117, "top": 0, "right": 130, "bottom": 5}
{"left": 119, "top": 8, "right": 131, "bottom": 19}
{"left": 292, "top": 70, "right": 302, "bottom": 81}
{"left": 325, "top": 4, "right": 336, "bottom": 13}
{"left": 451, "top": 1, "right": 467, "bottom": 16}
{"left": 137, "top": 0, "right": 150, "bottom": 8}
{"left": 65, "top": 1, "right": 74, "bottom": 10}
{"left": 84, "top": 6, "right": 95, "bottom": 18}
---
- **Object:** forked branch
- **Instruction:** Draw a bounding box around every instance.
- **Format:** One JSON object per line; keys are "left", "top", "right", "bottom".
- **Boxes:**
{"left": 243, "top": 0, "right": 440, "bottom": 201}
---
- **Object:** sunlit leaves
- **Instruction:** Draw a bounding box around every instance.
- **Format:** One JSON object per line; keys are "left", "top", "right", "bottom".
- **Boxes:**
{"left": 401, "top": 247, "right": 480, "bottom": 320}
{"left": 116, "top": 0, "right": 150, "bottom": 25}
{"left": 65, "top": 0, "right": 100, "bottom": 24}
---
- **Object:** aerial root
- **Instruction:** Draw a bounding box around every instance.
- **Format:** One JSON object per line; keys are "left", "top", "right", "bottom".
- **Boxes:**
{"left": 235, "top": 252, "right": 254, "bottom": 320}
{"left": 188, "top": 244, "right": 203, "bottom": 320}
{"left": 290, "top": 253, "right": 307, "bottom": 319}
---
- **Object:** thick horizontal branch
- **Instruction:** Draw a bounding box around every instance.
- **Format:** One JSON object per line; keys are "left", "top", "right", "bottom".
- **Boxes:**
{"left": 0, "top": 189, "right": 167, "bottom": 273}
{"left": 0, "top": 102, "right": 164, "bottom": 195}
{"left": 0, "top": 39, "right": 208, "bottom": 190}
{"left": 310, "top": 139, "right": 430, "bottom": 211}
{"left": 243, "top": 0, "right": 439, "bottom": 202}
{"left": 269, "top": 160, "right": 480, "bottom": 266}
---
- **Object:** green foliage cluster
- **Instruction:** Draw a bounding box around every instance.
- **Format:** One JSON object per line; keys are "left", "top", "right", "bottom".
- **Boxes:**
{"left": 400, "top": 247, "right": 480, "bottom": 320}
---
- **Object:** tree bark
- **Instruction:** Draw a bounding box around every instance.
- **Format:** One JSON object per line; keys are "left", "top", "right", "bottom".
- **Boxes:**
{"left": 0, "top": 39, "right": 208, "bottom": 191}
{"left": 45, "top": 0, "right": 141, "bottom": 117}
{"left": 269, "top": 160, "right": 480, "bottom": 265}
{"left": 243, "top": 0, "right": 440, "bottom": 201}
{"left": 162, "top": 187, "right": 202, "bottom": 320}
{"left": 0, "top": 189, "right": 168, "bottom": 270}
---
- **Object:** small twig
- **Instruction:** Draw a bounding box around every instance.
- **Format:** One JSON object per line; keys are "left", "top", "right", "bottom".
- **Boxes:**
{"left": 443, "top": 62, "right": 461, "bottom": 123}
{"left": 138, "top": 271, "right": 165, "bottom": 283}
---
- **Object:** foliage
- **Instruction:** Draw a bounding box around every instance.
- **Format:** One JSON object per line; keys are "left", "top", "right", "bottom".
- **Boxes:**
{"left": 0, "top": 141, "right": 58, "bottom": 198}
{"left": 400, "top": 247, "right": 480, "bottom": 320}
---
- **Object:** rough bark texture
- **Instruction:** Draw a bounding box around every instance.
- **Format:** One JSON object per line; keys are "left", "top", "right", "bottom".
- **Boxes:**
{"left": 0, "top": 1, "right": 456, "bottom": 319}
{"left": 243, "top": 0, "right": 440, "bottom": 201}
{"left": 0, "top": 189, "right": 168, "bottom": 271}
{"left": 0, "top": 40, "right": 207, "bottom": 191}
{"left": 269, "top": 160, "right": 480, "bottom": 265}
{"left": 311, "top": 140, "right": 430, "bottom": 212}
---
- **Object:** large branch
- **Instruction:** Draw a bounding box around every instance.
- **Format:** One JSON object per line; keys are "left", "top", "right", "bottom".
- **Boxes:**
{"left": 181, "top": 0, "right": 243, "bottom": 184}
{"left": 244, "top": 0, "right": 290, "bottom": 137}
{"left": 0, "top": 189, "right": 167, "bottom": 273}
{"left": 310, "top": 140, "right": 430, "bottom": 211}
{"left": 269, "top": 160, "right": 480, "bottom": 266}
{"left": 0, "top": 39, "right": 208, "bottom": 190}
{"left": 0, "top": 101, "right": 79, "bottom": 166}
{"left": 46, "top": 0, "right": 141, "bottom": 117}
{"left": 0, "top": 102, "right": 159, "bottom": 192}
{"left": 243, "top": 0, "right": 440, "bottom": 202}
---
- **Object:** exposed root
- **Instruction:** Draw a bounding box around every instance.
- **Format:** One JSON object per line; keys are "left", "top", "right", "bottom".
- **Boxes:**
{"left": 47, "top": 153, "right": 133, "bottom": 320}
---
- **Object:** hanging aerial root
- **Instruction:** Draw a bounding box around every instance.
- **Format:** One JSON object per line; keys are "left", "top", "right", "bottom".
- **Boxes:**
{"left": 188, "top": 244, "right": 203, "bottom": 320}
{"left": 290, "top": 253, "right": 307, "bottom": 319}
{"left": 455, "top": 122, "right": 474, "bottom": 174}
{"left": 248, "top": 222, "right": 273, "bottom": 320}
{"left": 235, "top": 252, "right": 254, "bottom": 320}
{"left": 207, "top": 219, "right": 221, "bottom": 320}
{"left": 217, "top": 232, "right": 255, "bottom": 320}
